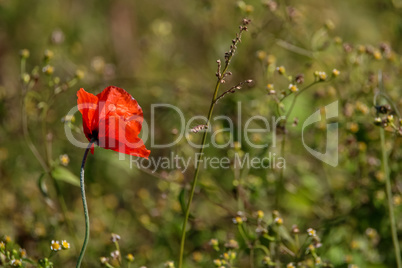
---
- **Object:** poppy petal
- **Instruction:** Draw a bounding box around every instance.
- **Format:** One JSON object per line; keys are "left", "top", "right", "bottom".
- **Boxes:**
{"left": 96, "top": 86, "right": 144, "bottom": 134}
{"left": 98, "top": 116, "right": 150, "bottom": 158}
{"left": 77, "top": 88, "right": 98, "bottom": 141}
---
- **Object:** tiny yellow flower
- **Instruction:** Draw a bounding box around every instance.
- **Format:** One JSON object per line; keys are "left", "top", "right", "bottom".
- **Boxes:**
{"left": 393, "top": 195, "right": 401, "bottom": 206}
{"left": 373, "top": 50, "right": 382, "bottom": 60}
{"left": 315, "top": 71, "right": 327, "bottom": 81}
{"left": 287, "top": 263, "right": 296, "bottom": 268}
{"left": 334, "top": 36, "right": 342, "bottom": 44}
{"left": 164, "top": 261, "right": 175, "bottom": 268}
{"left": 42, "top": 65, "right": 54, "bottom": 75}
{"left": 75, "top": 69, "right": 85, "bottom": 80}
{"left": 192, "top": 251, "right": 203, "bottom": 262}
{"left": 256, "top": 50, "right": 267, "bottom": 61}
{"left": 307, "top": 228, "right": 316, "bottom": 237}
{"left": 19, "top": 248, "right": 27, "bottom": 258}
{"left": 61, "top": 240, "right": 70, "bottom": 250}
{"left": 245, "top": 4, "right": 254, "bottom": 13}
{"left": 230, "top": 252, "right": 236, "bottom": 260}
{"left": 233, "top": 141, "right": 241, "bottom": 150}
{"left": 355, "top": 101, "right": 368, "bottom": 114}
{"left": 10, "top": 259, "right": 22, "bottom": 267}
{"left": 288, "top": 84, "right": 298, "bottom": 92}
{"left": 213, "top": 259, "right": 222, "bottom": 266}
{"left": 332, "top": 69, "right": 340, "bottom": 77}
{"left": 357, "top": 45, "right": 366, "bottom": 54}
{"left": 126, "top": 253, "right": 135, "bottom": 262}
{"left": 5, "top": 236, "right": 11, "bottom": 243}
{"left": 257, "top": 210, "right": 264, "bottom": 219}
{"left": 315, "top": 257, "right": 322, "bottom": 264}
{"left": 209, "top": 238, "right": 219, "bottom": 247}
{"left": 232, "top": 216, "right": 243, "bottom": 224}
{"left": 274, "top": 217, "right": 283, "bottom": 225}
{"left": 262, "top": 256, "right": 272, "bottom": 265}
{"left": 358, "top": 142, "right": 367, "bottom": 152}
{"left": 266, "top": 54, "right": 276, "bottom": 65}
{"left": 100, "top": 257, "right": 109, "bottom": 264}
{"left": 0, "top": 241, "right": 4, "bottom": 251}
{"left": 59, "top": 154, "right": 70, "bottom": 166}
{"left": 20, "top": 49, "right": 30, "bottom": 59}
{"left": 266, "top": 84, "right": 274, "bottom": 90}
{"left": 374, "top": 117, "right": 382, "bottom": 126}
{"left": 50, "top": 240, "right": 61, "bottom": 251}
{"left": 43, "top": 49, "right": 54, "bottom": 61}
{"left": 350, "top": 240, "right": 359, "bottom": 249}
{"left": 276, "top": 66, "right": 286, "bottom": 75}
{"left": 348, "top": 122, "right": 359, "bottom": 133}
{"left": 223, "top": 252, "right": 230, "bottom": 260}
{"left": 365, "top": 228, "right": 377, "bottom": 239}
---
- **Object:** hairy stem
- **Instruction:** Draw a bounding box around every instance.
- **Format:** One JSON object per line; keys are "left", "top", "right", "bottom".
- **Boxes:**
{"left": 76, "top": 141, "right": 94, "bottom": 268}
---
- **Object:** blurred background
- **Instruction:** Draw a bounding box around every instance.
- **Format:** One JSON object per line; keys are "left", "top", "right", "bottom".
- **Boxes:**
{"left": 0, "top": 0, "right": 401, "bottom": 267}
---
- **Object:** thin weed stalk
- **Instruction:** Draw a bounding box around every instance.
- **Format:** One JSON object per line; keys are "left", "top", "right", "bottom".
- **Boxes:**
{"left": 380, "top": 128, "right": 401, "bottom": 268}
{"left": 178, "top": 23, "right": 249, "bottom": 268}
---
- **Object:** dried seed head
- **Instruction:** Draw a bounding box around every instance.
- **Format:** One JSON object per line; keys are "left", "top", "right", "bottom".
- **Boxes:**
{"left": 111, "top": 233, "right": 121, "bottom": 242}
{"left": 343, "top": 43, "right": 353, "bottom": 53}
{"left": 375, "top": 105, "right": 391, "bottom": 114}
{"left": 191, "top": 125, "right": 208, "bottom": 133}
{"left": 292, "top": 225, "right": 300, "bottom": 234}
{"left": 242, "top": 18, "right": 251, "bottom": 25}
{"left": 111, "top": 250, "right": 120, "bottom": 260}
{"left": 295, "top": 74, "right": 304, "bottom": 84}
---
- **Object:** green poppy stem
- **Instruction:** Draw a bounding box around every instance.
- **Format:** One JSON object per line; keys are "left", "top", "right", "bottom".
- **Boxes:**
{"left": 76, "top": 141, "right": 94, "bottom": 268}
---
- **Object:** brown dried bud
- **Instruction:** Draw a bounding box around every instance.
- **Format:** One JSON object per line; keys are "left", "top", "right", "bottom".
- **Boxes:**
{"left": 343, "top": 43, "right": 353, "bottom": 53}
{"left": 295, "top": 74, "right": 304, "bottom": 84}
{"left": 242, "top": 18, "right": 251, "bottom": 25}
{"left": 375, "top": 105, "right": 391, "bottom": 114}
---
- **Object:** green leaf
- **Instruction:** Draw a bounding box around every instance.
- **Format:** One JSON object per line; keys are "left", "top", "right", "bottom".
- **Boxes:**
{"left": 51, "top": 166, "right": 80, "bottom": 187}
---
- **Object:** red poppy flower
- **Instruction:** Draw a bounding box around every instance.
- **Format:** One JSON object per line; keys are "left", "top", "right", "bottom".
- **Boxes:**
{"left": 77, "top": 86, "right": 150, "bottom": 158}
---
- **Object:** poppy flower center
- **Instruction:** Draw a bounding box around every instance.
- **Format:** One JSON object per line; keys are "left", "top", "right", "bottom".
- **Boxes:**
{"left": 89, "top": 130, "right": 99, "bottom": 141}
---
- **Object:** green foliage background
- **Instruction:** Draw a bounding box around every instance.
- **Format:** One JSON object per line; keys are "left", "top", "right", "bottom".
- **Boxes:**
{"left": 0, "top": 0, "right": 401, "bottom": 267}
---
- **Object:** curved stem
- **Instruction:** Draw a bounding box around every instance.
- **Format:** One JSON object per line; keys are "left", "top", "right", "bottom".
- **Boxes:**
{"left": 76, "top": 141, "right": 94, "bottom": 268}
